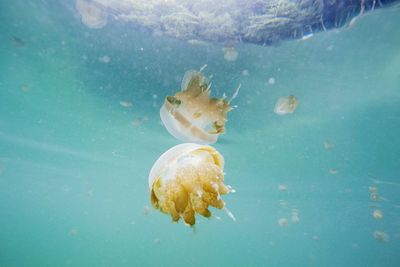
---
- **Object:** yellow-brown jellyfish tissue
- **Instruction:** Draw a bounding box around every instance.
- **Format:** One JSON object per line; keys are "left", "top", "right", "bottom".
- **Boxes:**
{"left": 75, "top": 0, "right": 107, "bottom": 29}
{"left": 160, "top": 70, "right": 236, "bottom": 144}
{"left": 148, "top": 143, "right": 235, "bottom": 226}
{"left": 274, "top": 95, "right": 298, "bottom": 115}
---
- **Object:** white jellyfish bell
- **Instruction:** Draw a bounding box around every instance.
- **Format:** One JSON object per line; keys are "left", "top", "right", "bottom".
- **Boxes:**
{"left": 160, "top": 68, "right": 239, "bottom": 144}
{"left": 75, "top": 0, "right": 108, "bottom": 29}
{"left": 148, "top": 143, "right": 235, "bottom": 226}
{"left": 274, "top": 95, "right": 298, "bottom": 115}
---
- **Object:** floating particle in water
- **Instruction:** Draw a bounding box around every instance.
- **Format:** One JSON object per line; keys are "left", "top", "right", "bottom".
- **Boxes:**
{"left": 373, "top": 231, "right": 389, "bottom": 243}
{"left": 119, "top": 101, "right": 132, "bottom": 108}
{"left": 148, "top": 143, "right": 234, "bottom": 226}
{"left": 373, "top": 209, "right": 383, "bottom": 220}
{"left": 329, "top": 169, "right": 338, "bottom": 175}
{"left": 10, "top": 36, "right": 25, "bottom": 48}
{"left": 98, "top": 55, "right": 111, "bottom": 64}
{"left": 268, "top": 77, "right": 276, "bottom": 85}
{"left": 153, "top": 238, "right": 161, "bottom": 244}
{"left": 68, "top": 229, "right": 78, "bottom": 236}
{"left": 351, "top": 243, "right": 359, "bottom": 250}
{"left": 20, "top": 84, "right": 29, "bottom": 92}
{"left": 327, "top": 45, "right": 334, "bottom": 51}
{"left": 242, "top": 69, "right": 249, "bottom": 76}
{"left": 152, "top": 94, "right": 158, "bottom": 99}
{"left": 223, "top": 47, "right": 238, "bottom": 61}
{"left": 324, "top": 140, "right": 334, "bottom": 150}
{"left": 278, "top": 184, "right": 287, "bottom": 191}
{"left": 143, "top": 205, "right": 150, "bottom": 215}
{"left": 131, "top": 119, "right": 142, "bottom": 127}
{"left": 274, "top": 95, "right": 298, "bottom": 115}
{"left": 86, "top": 188, "right": 94, "bottom": 197}
{"left": 75, "top": 0, "right": 107, "bottom": 29}
{"left": 312, "top": 235, "right": 320, "bottom": 241}
{"left": 160, "top": 69, "right": 238, "bottom": 144}
{"left": 278, "top": 218, "right": 288, "bottom": 227}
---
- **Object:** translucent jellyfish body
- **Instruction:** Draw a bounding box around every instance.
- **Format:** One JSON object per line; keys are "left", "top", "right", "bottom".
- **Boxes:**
{"left": 274, "top": 95, "right": 298, "bottom": 115}
{"left": 148, "top": 143, "right": 234, "bottom": 225}
{"left": 75, "top": 0, "right": 107, "bottom": 29}
{"left": 223, "top": 47, "right": 238, "bottom": 61}
{"left": 160, "top": 70, "right": 234, "bottom": 144}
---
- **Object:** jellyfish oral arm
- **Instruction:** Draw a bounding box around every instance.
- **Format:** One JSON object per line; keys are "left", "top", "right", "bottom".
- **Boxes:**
{"left": 148, "top": 144, "right": 233, "bottom": 226}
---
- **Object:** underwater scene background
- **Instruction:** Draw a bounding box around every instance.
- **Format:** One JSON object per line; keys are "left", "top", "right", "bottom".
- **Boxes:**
{"left": 0, "top": 1, "right": 400, "bottom": 266}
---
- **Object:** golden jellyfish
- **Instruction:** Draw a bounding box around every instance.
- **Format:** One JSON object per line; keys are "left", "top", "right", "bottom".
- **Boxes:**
{"left": 75, "top": 0, "right": 107, "bottom": 29}
{"left": 160, "top": 68, "right": 239, "bottom": 144}
{"left": 274, "top": 95, "right": 298, "bottom": 115}
{"left": 148, "top": 143, "right": 235, "bottom": 226}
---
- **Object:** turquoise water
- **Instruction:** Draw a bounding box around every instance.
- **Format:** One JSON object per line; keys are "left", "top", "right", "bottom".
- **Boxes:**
{"left": 1, "top": 1, "right": 400, "bottom": 266}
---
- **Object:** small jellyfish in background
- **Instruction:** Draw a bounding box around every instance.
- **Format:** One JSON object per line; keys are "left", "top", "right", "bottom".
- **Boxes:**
{"left": 372, "top": 209, "right": 383, "bottom": 220}
{"left": 148, "top": 143, "right": 235, "bottom": 226}
{"left": 373, "top": 231, "right": 390, "bottom": 243}
{"left": 223, "top": 47, "right": 238, "bottom": 61}
{"left": 274, "top": 95, "right": 298, "bottom": 115}
{"left": 160, "top": 68, "right": 239, "bottom": 144}
{"left": 278, "top": 184, "right": 287, "bottom": 192}
{"left": 369, "top": 186, "right": 380, "bottom": 201}
{"left": 98, "top": 55, "right": 111, "bottom": 64}
{"left": 324, "top": 140, "right": 335, "bottom": 150}
{"left": 291, "top": 209, "right": 300, "bottom": 224}
{"left": 267, "top": 77, "right": 276, "bottom": 85}
{"left": 369, "top": 186, "right": 378, "bottom": 193}
{"left": 119, "top": 100, "right": 132, "bottom": 108}
{"left": 329, "top": 169, "right": 338, "bottom": 175}
{"left": 75, "top": 0, "right": 107, "bottom": 29}
{"left": 278, "top": 218, "right": 288, "bottom": 227}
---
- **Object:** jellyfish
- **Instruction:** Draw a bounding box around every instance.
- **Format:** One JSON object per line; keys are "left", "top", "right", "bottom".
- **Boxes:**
{"left": 75, "top": 0, "right": 107, "bottom": 29}
{"left": 291, "top": 213, "right": 300, "bottom": 224}
{"left": 324, "top": 140, "right": 334, "bottom": 150}
{"left": 223, "top": 47, "right": 238, "bottom": 61}
{"left": 278, "top": 184, "right": 287, "bottom": 191}
{"left": 373, "top": 209, "right": 383, "bottom": 220}
{"left": 98, "top": 55, "right": 111, "bottom": 63}
{"left": 148, "top": 143, "right": 234, "bottom": 226}
{"left": 278, "top": 218, "right": 288, "bottom": 227}
{"left": 268, "top": 77, "right": 276, "bottom": 85}
{"left": 274, "top": 95, "right": 298, "bottom": 115}
{"left": 160, "top": 69, "right": 238, "bottom": 144}
{"left": 373, "top": 231, "right": 390, "bottom": 243}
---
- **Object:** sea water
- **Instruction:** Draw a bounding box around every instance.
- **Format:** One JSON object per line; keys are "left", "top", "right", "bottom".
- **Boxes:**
{"left": 0, "top": 1, "right": 399, "bottom": 266}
